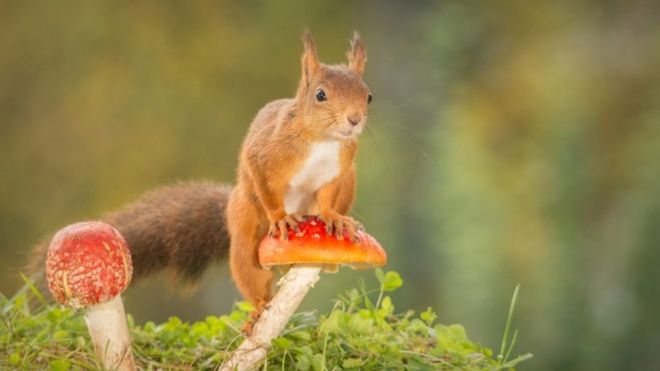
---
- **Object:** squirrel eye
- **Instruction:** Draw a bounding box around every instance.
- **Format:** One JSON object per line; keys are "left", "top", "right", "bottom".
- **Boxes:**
{"left": 315, "top": 88, "right": 327, "bottom": 102}
{"left": 367, "top": 93, "right": 373, "bottom": 104}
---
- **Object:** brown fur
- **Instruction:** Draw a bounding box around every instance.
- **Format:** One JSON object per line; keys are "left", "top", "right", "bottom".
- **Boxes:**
{"left": 103, "top": 181, "right": 231, "bottom": 282}
{"left": 227, "top": 31, "right": 370, "bottom": 328}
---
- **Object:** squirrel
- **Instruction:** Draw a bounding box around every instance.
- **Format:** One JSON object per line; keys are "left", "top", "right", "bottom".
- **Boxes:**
{"left": 27, "top": 31, "right": 371, "bottom": 328}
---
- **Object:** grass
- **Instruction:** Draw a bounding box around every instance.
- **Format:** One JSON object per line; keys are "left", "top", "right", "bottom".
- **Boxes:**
{"left": 0, "top": 270, "right": 531, "bottom": 370}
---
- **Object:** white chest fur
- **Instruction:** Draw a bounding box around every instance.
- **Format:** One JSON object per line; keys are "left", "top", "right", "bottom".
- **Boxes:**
{"left": 284, "top": 140, "right": 341, "bottom": 214}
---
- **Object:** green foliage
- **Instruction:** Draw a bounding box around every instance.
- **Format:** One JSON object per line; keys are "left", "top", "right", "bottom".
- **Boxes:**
{"left": 0, "top": 271, "right": 530, "bottom": 370}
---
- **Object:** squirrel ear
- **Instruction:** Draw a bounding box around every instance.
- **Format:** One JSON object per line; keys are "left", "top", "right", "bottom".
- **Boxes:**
{"left": 347, "top": 31, "right": 367, "bottom": 75}
{"left": 301, "top": 30, "right": 321, "bottom": 87}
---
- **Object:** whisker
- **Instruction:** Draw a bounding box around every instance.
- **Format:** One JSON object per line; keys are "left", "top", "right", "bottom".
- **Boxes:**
{"left": 371, "top": 117, "right": 425, "bottom": 139}
{"left": 367, "top": 122, "right": 435, "bottom": 166}
{"left": 369, "top": 104, "right": 434, "bottom": 129}
{"left": 350, "top": 209, "right": 365, "bottom": 221}
{"left": 364, "top": 126, "right": 391, "bottom": 173}
{"left": 399, "top": 132, "right": 435, "bottom": 165}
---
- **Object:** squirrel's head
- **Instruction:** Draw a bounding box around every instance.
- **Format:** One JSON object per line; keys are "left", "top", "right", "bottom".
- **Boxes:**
{"left": 295, "top": 31, "right": 371, "bottom": 141}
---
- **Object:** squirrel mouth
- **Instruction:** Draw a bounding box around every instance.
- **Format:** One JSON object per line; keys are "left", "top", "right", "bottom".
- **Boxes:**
{"left": 338, "top": 129, "right": 354, "bottom": 137}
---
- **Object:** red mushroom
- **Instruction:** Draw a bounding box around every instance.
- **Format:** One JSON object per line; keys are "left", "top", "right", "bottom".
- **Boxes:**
{"left": 259, "top": 216, "right": 386, "bottom": 270}
{"left": 46, "top": 221, "right": 135, "bottom": 371}
{"left": 221, "top": 216, "right": 386, "bottom": 370}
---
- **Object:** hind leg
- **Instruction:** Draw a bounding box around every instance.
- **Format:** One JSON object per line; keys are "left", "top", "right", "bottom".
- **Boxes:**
{"left": 227, "top": 189, "right": 273, "bottom": 332}
{"left": 229, "top": 234, "right": 273, "bottom": 314}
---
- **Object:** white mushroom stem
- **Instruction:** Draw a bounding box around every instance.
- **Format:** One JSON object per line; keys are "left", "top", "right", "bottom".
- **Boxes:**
{"left": 219, "top": 265, "right": 322, "bottom": 371}
{"left": 84, "top": 295, "right": 136, "bottom": 371}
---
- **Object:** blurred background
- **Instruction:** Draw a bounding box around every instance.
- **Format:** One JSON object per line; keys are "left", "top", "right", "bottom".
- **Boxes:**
{"left": 2, "top": 1, "right": 659, "bottom": 370}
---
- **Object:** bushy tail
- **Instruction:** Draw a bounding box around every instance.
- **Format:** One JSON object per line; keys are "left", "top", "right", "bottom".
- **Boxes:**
{"left": 26, "top": 181, "right": 232, "bottom": 294}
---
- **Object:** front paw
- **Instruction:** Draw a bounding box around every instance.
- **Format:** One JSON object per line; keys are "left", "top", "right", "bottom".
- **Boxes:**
{"left": 268, "top": 214, "right": 303, "bottom": 240}
{"left": 319, "top": 211, "right": 363, "bottom": 241}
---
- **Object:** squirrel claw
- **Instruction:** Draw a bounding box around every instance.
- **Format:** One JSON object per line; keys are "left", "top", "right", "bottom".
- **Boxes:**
{"left": 320, "top": 212, "right": 362, "bottom": 241}
{"left": 242, "top": 318, "right": 255, "bottom": 335}
{"left": 343, "top": 221, "right": 360, "bottom": 242}
{"left": 269, "top": 214, "right": 302, "bottom": 240}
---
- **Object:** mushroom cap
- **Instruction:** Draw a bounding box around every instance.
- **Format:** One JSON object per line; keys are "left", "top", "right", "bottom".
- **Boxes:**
{"left": 258, "top": 216, "right": 387, "bottom": 269}
{"left": 46, "top": 221, "right": 133, "bottom": 308}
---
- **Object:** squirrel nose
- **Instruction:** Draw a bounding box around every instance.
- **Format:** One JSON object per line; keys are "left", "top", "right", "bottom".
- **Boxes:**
{"left": 347, "top": 114, "right": 362, "bottom": 126}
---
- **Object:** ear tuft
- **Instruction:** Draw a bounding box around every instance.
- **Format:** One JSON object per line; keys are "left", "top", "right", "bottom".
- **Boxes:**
{"left": 347, "top": 31, "right": 367, "bottom": 75}
{"left": 301, "top": 30, "right": 321, "bottom": 87}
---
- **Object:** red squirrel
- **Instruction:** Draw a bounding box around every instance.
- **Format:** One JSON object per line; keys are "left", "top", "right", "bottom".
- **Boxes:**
{"left": 27, "top": 31, "right": 371, "bottom": 327}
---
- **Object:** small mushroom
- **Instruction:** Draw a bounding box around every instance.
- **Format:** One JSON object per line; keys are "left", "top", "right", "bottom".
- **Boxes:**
{"left": 220, "top": 215, "right": 386, "bottom": 371}
{"left": 46, "top": 221, "right": 135, "bottom": 371}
